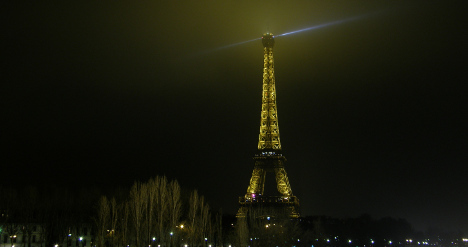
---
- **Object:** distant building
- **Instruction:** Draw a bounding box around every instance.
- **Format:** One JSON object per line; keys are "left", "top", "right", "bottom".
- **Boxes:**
{"left": 0, "top": 225, "right": 92, "bottom": 247}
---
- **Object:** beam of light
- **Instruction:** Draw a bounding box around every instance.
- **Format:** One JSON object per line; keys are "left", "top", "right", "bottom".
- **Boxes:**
{"left": 211, "top": 37, "right": 262, "bottom": 51}
{"left": 275, "top": 14, "right": 367, "bottom": 38}
{"left": 193, "top": 10, "right": 384, "bottom": 58}
{"left": 192, "top": 37, "right": 261, "bottom": 57}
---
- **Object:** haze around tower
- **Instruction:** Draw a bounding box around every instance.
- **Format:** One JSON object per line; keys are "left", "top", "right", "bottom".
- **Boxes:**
{"left": 2, "top": 0, "right": 466, "bottom": 234}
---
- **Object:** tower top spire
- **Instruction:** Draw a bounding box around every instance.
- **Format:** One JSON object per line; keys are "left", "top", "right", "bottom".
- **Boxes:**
{"left": 262, "top": 33, "right": 275, "bottom": 48}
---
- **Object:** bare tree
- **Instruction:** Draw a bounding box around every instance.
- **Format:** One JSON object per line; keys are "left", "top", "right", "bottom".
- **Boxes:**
{"left": 167, "top": 180, "right": 182, "bottom": 246}
{"left": 154, "top": 176, "right": 168, "bottom": 246}
{"left": 83, "top": 176, "right": 216, "bottom": 247}
{"left": 188, "top": 190, "right": 199, "bottom": 247}
{"left": 117, "top": 201, "right": 130, "bottom": 247}
{"left": 96, "top": 196, "right": 110, "bottom": 247}
{"left": 214, "top": 210, "right": 223, "bottom": 247}
{"left": 144, "top": 178, "right": 157, "bottom": 247}
{"left": 186, "top": 191, "right": 213, "bottom": 247}
{"left": 129, "top": 182, "right": 147, "bottom": 247}
{"left": 109, "top": 197, "right": 119, "bottom": 247}
{"left": 199, "top": 197, "right": 210, "bottom": 247}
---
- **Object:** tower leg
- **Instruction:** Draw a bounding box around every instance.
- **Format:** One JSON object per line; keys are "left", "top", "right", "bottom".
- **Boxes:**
{"left": 274, "top": 167, "right": 292, "bottom": 197}
{"left": 246, "top": 167, "right": 265, "bottom": 196}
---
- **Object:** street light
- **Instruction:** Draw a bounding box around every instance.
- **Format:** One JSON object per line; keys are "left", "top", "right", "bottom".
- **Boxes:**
{"left": 170, "top": 232, "right": 173, "bottom": 247}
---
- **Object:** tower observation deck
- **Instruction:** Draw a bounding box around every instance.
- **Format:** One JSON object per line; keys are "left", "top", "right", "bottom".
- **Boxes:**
{"left": 237, "top": 33, "right": 300, "bottom": 218}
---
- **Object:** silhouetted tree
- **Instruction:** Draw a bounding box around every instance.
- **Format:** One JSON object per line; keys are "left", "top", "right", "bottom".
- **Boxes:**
{"left": 154, "top": 176, "right": 168, "bottom": 246}
{"left": 129, "top": 182, "right": 147, "bottom": 247}
{"left": 168, "top": 180, "right": 182, "bottom": 247}
{"left": 95, "top": 196, "right": 110, "bottom": 247}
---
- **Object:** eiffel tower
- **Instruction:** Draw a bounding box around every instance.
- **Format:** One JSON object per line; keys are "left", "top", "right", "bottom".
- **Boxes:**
{"left": 237, "top": 33, "right": 299, "bottom": 218}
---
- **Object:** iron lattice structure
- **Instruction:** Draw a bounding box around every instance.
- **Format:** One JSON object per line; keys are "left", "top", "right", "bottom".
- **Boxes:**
{"left": 238, "top": 33, "right": 300, "bottom": 219}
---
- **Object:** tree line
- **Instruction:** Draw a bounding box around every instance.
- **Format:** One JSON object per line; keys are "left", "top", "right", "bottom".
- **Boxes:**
{"left": 2, "top": 181, "right": 464, "bottom": 247}
{"left": 0, "top": 176, "right": 223, "bottom": 247}
{"left": 94, "top": 176, "right": 223, "bottom": 247}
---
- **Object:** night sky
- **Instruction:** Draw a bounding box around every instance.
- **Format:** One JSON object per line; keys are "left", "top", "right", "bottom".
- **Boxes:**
{"left": 3, "top": 1, "right": 467, "bottom": 233}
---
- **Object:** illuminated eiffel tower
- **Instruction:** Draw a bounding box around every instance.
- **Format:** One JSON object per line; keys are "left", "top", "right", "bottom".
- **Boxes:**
{"left": 237, "top": 33, "right": 299, "bottom": 218}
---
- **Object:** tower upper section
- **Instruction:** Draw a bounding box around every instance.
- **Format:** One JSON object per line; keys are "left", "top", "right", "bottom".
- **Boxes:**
{"left": 258, "top": 33, "right": 281, "bottom": 151}
{"left": 262, "top": 33, "right": 275, "bottom": 48}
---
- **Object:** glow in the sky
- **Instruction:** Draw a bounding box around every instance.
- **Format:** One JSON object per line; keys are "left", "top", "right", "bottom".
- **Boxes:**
{"left": 195, "top": 12, "right": 377, "bottom": 56}
{"left": 275, "top": 14, "right": 365, "bottom": 38}
{"left": 190, "top": 37, "right": 261, "bottom": 57}
{"left": 210, "top": 37, "right": 262, "bottom": 52}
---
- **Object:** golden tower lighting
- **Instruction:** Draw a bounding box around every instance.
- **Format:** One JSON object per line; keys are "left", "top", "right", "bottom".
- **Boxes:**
{"left": 238, "top": 33, "right": 299, "bottom": 218}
